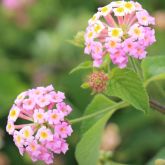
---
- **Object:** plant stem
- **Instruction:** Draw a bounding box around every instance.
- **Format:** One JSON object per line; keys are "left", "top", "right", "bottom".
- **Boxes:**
{"left": 129, "top": 57, "right": 138, "bottom": 72}
{"left": 69, "top": 101, "right": 129, "bottom": 124}
{"left": 150, "top": 99, "right": 165, "bottom": 114}
{"left": 129, "top": 57, "right": 143, "bottom": 80}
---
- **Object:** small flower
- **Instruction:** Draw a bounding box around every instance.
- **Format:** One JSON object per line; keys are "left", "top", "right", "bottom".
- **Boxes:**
{"left": 36, "top": 95, "right": 50, "bottom": 108}
{"left": 84, "top": 1, "right": 156, "bottom": 68}
{"left": 56, "top": 102, "right": 72, "bottom": 116}
{"left": 88, "top": 71, "right": 109, "bottom": 93}
{"left": 47, "top": 109, "right": 64, "bottom": 125}
{"left": 93, "top": 21, "right": 105, "bottom": 34}
{"left": 98, "top": 5, "right": 112, "bottom": 16}
{"left": 110, "top": 50, "right": 128, "bottom": 69}
{"left": 108, "top": 28, "right": 123, "bottom": 40}
{"left": 50, "top": 91, "right": 65, "bottom": 103}
{"left": 23, "top": 98, "right": 35, "bottom": 110}
{"left": 132, "top": 45, "right": 147, "bottom": 59}
{"left": 105, "top": 38, "right": 120, "bottom": 53}
{"left": 136, "top": 10, "right": 155, "bottom": 26}
{"left": 8, "top": 106, "right": 20, "bottom": 122}
{"left": 128, "top": 24, "right": 144, "bottom": 40}
{"left": 84, "top": 41, "right": 93, "bottom": 54}
{"left": 113, "top": 6, "right": 126, "bottom": 16}
{"left": 55, "top": 122, "right": 73, "bottom": 138}
{"left": 33, "top": 109, "right": 46, "bottom": 124}
{"left": 36, "top": 126, "right": 53, "bottom": 142}
{"left": 13, "top": 131, "right": 24, "bottom": 147}
{"left": 88, "top": 12, "right": 101, "bottom": 25}
{"left": 124, "top": 2, "right": 135, "bottom": 14}
{"left": 6, "top": 122, "right": 15, "bottom": 135}
{"left": 26, "top": 140, "right": 41, "bottom": 157}
{"left": 6, "top": 85, "right": 73, "bottom": 164}
{"left": 85, "top": 30, "right": 96, "bottom": 41}
{"left": 20, "top": 126, "right": 34, "bottom": 140}
{"left": 123, "top": 38, "right": 137, "bottom": 55}
{"left": 14, "top": 91, "right": 27, "bottom": 105}
{"left": 91, "top": 42, "right": 103, "bottom": 59}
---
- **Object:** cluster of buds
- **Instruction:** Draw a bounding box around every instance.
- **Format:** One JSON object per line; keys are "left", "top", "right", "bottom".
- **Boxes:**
{"left": 84, "top": 1, "right": 156, "bottom": 68}
{"left": 6, "top": 85, "right": 73, "bottom": 164}
{"left": 88, "top": 71, "right": 109, "bottom": 93}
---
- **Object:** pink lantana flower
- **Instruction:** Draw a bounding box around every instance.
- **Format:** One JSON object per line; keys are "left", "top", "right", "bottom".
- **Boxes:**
{"left": 56, "top": 102, "right": 72, "bottom": 116}
{"left": 55, "top": 122, "right": 73, "bottom": 138}
{"left": 6, "top": 85, "right": 73, "bottom": 164}
{"left": 84, "top": 1, "right": 156, "bottom": 68}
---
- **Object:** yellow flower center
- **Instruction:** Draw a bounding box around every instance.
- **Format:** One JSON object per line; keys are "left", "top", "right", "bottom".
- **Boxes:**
{"left": 18, "top": 95, "right": 23, "bottom": 100}
{"left": 16, "top": 136, "right": 21, "bottom": 143}
{"left": 40, "top": 131, "right": 48, "bottom": 139}
{"left": 112, "top": 29, "right": 120, "bottom": 37}
{"left": 134, "top": 28, "right": 141, "bottom": 35}
{"left": 24, "top": 130, "right": 30, "bottom": 138}
{"left": 125, "top": 2, "right": 133, "bottom": 10}
{"left": 116, "top": 7, "right": 125, "bottom": 13}
{"left": 88, "top": 32, "right": 93, "bottom": 38}
{"left": 10, "top": 110, "right": 16, "bottom": 117}
{"left": 94, "top": 25, "right": 102, "bottom": 33}
{"left": 101, "top": 6, "right": 108, "bottom": 13}
{"left": 7, "top": 124, "right": 12, "bottom": 130}
{"left": 92, "top": 15, "right": 96, "bottom": 21}
{"left": 37, "top": 113, "right": 43, "bottom": 119}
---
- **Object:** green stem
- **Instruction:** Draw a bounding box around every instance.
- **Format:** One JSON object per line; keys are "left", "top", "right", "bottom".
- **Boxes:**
{"left": 129, "top": 57, "right": 143, "bottom": 80}
{"left": 137, "top": 60, "right": 144, "bottom": 80}
{"left": 130, "top": 57, "right": 138, "bottom": 72}
{"left": 69, "top": 101, "right": 129, "bottom": 124}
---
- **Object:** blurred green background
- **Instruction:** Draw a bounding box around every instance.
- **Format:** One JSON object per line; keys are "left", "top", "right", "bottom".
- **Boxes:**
{"left": 0, "top": 0, "right": 165, "bottom": 165}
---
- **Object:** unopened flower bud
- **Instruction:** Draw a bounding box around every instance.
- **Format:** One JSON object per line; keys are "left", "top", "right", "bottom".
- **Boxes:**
{"left": 88, "top": 71, "right": 109, "bottom": 93}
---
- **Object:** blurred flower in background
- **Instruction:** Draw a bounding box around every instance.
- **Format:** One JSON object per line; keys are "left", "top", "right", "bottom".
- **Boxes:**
{"left": 2, "top": 0, "right": 36, "bottom": 25}
{"left": 100, "top": 123, "right": 121, "bottom": 152}
{"left": 0, "top": 129, "right": 5, "bottom": 149}
{"left": 154, "top": 11, "right": 165, "bottom": 30}
{"left": 0, "top": 152, "right": 10, "bottom": 165}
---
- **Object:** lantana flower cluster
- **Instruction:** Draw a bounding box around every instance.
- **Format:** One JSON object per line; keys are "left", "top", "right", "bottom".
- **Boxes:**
{"left": 6, "top": 85, "right": 73, "bottom": 164}
{"left": 84, "top": 1, "right": 156, "bottom": 68}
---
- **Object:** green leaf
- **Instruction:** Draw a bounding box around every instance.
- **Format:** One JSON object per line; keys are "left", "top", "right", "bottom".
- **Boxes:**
{"left": 106, "top": 68, "right": 149, "bottom": 113}
{"left": 80, "top": 94, "right": 115, "bottom": 135}
{"left": 76, "top": 112, "right": 114, "bottom": 165}
{"left": 142, "top": 56, "right": 165, "bottom": 86}
{"left": 67, "top": 31, "right": 85, "bottom": 48}
{"left": 144, "top": 73, "right": 165, "bottom": 87}
{"left": 70, "top": 61, "right": 92, "bottom": 74}
{"left": 76, "top": 94, "right": 123, "bottom": 165}
{"left": 146, "top": 148, "right": 165, "bottom": 165}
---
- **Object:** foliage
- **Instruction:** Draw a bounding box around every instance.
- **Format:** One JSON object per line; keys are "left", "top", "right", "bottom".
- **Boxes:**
{"left": 0, "top": 0, "right": 165, "bottom": 165}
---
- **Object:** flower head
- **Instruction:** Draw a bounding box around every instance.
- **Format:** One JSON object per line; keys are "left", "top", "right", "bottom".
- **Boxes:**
{"left": 6, "top": 85, "right": 73, "bottom": 164}
{"left": 84, "top": 1, "right": 156, "bottom": 68}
